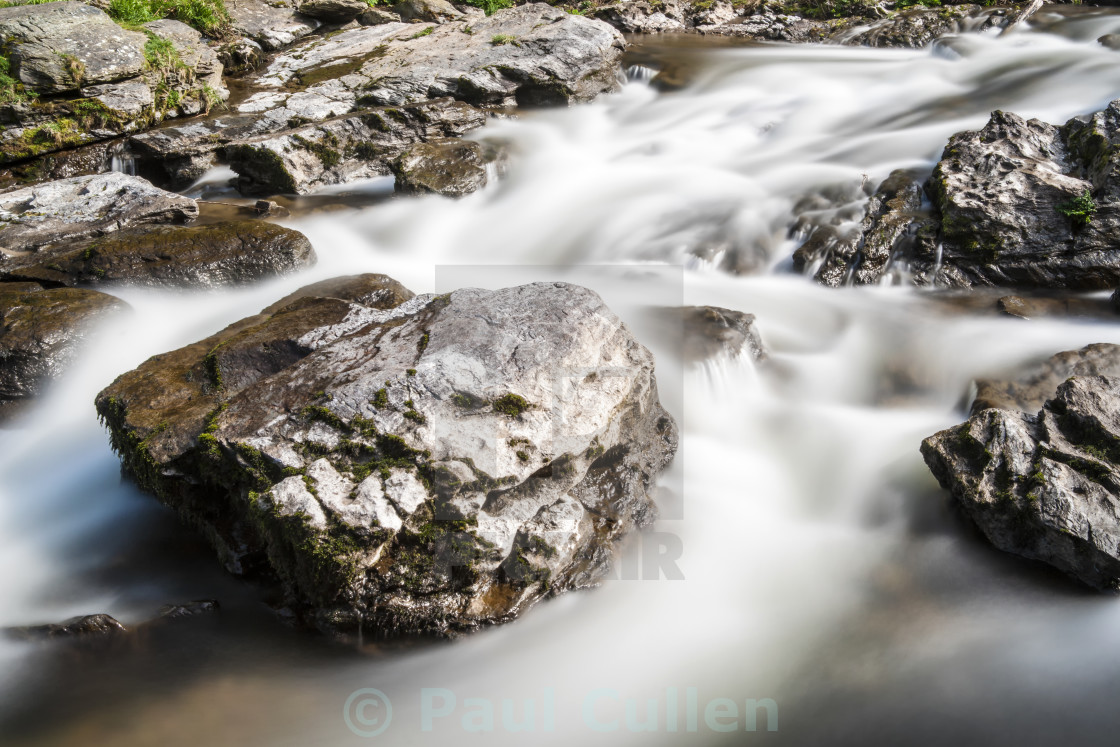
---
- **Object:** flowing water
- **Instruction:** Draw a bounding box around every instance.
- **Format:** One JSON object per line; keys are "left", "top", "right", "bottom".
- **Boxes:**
{"left": 5, "top": 7, "right": 1120, "bottom": 745}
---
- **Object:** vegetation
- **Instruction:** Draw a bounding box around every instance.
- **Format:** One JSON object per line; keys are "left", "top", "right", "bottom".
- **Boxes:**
{"left": 0, "top": 56, "right": 35, "bottom": 106}
{"left": 410, "top": 26, "right": 435, "bottom": 39}
{"left": 461, "top": 0, "right": 514, "bottom": 16}
{"left": 490, "top": 34, "right": 517, "bottom": 46}
{"left": 108, "top": 0, "right": 232, "bottom": 37}
{"left": 1058, "top": 190, "right": 1097, "bottom": 231}
{"left": 493, "top": 393, "right": 531, "bottom": 418}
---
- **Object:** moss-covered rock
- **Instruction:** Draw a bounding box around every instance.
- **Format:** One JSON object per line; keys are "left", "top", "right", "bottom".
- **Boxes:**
{"left": 391, "top": 138, "right": 486, "bottom": 197}
{"left": 95, "top": 278, "right": 678, "bottom": 639}
{"left": 0, "top": 282, "right": 127, "bottom": 419}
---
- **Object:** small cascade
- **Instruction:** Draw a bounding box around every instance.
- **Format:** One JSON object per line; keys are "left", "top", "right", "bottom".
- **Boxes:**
{"left": 108, "top": 142, "right": 136, "bottom": 176}
{"left": 625, "top": 64, "right": 658, "bottom": 85}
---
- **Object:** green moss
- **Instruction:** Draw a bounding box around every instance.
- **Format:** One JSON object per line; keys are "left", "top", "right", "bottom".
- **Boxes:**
{"left": 493, "top": 393, "right": 531, "bottom": 418}
{"left": 372, "top": 388, "right": 389, "bottom": 409}
{"left": 410, "top": 27, "right": 435, "bottom": 39}
{"left": 404, "top": 409, "right": 426, "bottom": 424}
{"left": 406, "top": 368, "right": 417, "bottom": 377}
{"left": 291, "top": 132, "right": 341, "bottom": 169}
{"left": 417, "top": 331, "right": 430, "bottom": 354}
{"left": 302, "top": 404, "right": 346, "bottom": 430}
{"left": 1057, "top": 190, "right": 1097, "bottom": 231}
{"left": 516, "top": 450, "right": 529, "bottom": 462}
{"left": 490, "top": 34, "right": 517, "bottom": 46}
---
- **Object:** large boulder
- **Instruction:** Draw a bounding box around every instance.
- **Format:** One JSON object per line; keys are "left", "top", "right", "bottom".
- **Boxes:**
{"left": 0, "top": 173, "right": 198, "bottom": 253}
{"left": 95, "top": 278, "right": 678, "bottom": 638}
{"left": 922, "top": 344, "right": 1120, "bottom": 590}
{"left": 0, "top": 282, "right": 127, "bottom": 418}
{"left": 0, "top": 2, "right": 145, "bottom": 94}
{"left": 1, "top": 221, "right": 316, "bottom": 289}
{"left": 226, "top": 0, "right": 320, "bottom": 51}
{"left": 298, "top": 0, "right": 370, "bottom": 23}
{"left": 390, "top": 138, "right": 487, "bottom": 197}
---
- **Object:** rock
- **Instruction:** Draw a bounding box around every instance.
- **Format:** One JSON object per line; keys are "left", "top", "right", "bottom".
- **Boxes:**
{"left": 393, "top": 0, "right": 464, "bottom": 23}
{"left": 0, "top": 2, "right": 145, "bottom": 94}
{"left": 1101, "top": 34, "right": 1120, "bottom": 51}
{"left": 218, "top": 38, "right": 266, "bottom": 76}
{"left": 5, "top": 613, "right": 127, "bottom": 640}
{"left": 676, "top": 306, "right": 766, "bottom": 364}
{"left": 837, "top": 5, "right": 1005, "bottom": 48}
{"left": 0, "top": 139, "right": 123, "bottom": 189}
{"left": 143, "top": 19, "right": 227, "bottom": 107}
{"left": 0, "top": 173, "right": 198, "bottom": 253}
{"left": 237, "top": 4, "right": 623, "bottom": 115}
{"left": 995, "top": 294, "right": 1115, "bottom": 321}
{"left": 970, "top": 344, "right": 1120, "bottom": 415}
{"left": 918, "top": 105, "right": 1120, "bottom": 289}
{"left": 592, "top": 1, "right": 689, "bottom": 34}
{"left": 358, "top": 6, "right": 402, "bottom": 24}
{"left": 226, "top": 0, "right": 320, "bottom": 50}
{"left": 391, "top": 138, "right": 486, "bottom": 197}
{"left": 0, "top": 283, "right": 127, "bottom": 417}
{"left": 703, "top": 9, "right": 837, "bottom": 43}
{"left": 224, "top": 98, "right": 486, "bottom": 194}
{"left": 1, "top": 221, "right": 316, "bottom": 289}
{"left": 922, "top": 345, "right": 1120, "bottom": 590}
{"left": 95, "top": 279, "right": 678, "bottom": 638}
{"left": 157, "top": 599, "right": 221, "bottom": 620}
{"left": 795, "top": 170, "right": 927, "bottom": 287}
{"left": 299, "top": 0, "right": 370, "bottom": 23}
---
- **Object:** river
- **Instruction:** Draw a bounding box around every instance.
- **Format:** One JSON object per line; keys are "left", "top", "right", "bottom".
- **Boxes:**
{"left": 3, "top": 6, "right": 1120, "bottom": 745}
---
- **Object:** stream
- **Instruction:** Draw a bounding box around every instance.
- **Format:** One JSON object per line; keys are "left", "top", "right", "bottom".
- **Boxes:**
{"left": 4, "top": 6, "right": 1120, "bottom": 745}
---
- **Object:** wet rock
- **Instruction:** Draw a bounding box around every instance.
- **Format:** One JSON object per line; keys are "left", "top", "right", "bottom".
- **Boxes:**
{"left": 5, "top": 613, "right": 128, "bottom": 640}
{"left": 0, "top": 2, "right": 145, "bottom": 94}
{"left": 0, "top": 173, "right": 198, "bottom": 253}
{"left": 970, "top": 343, "right": 1120, "bottom": 415}
{"left": 995, "top": 294, "right": 1115, "bottom": 321}
{"left": 838, "top": 5, "right": 1005, "bottom": 48}
{"left": 592, "top": 1, "right": 689, "bottom": 34}
{"left": 0, "top": 139, "right": 121, "bottom": 189}
{"left": 391, "top": 139, "right": 486, "bottom": 197}
{"left": 393, "top": 0, "right": 464, "bottom": 23}
{"left": 677, "top": 306, "right": 766, "bottom": 363}
{"left": 156, "top": 599, "right": 221, "bottom": 620}
{"left": 922, "top": 346, "right": 1120, "bottom": 590}
{"left": 795, "top": 170, "right": 928, "bottom": 286}
{"left": 96, "top": 279, "right": 678, "bottom": 638}
{"left": 224, "top": 99, "right": 486, "bottom": 195}
{"left": 916, "top": 105, "right": 1120, "bottom": 289}
{"left": 218, "top": 38, "right": 266, "bottom": 76}
{"left": 1101, "top": 34, "right": 1120, "bottom": 51}
{"left": 2, "top": 222, "right": 316, "bottom": 289}
{"left": 226, "top": 0, "right": 320, "bottom": 50}
{"left": 299, "top": 0, "right": 369, "bottom": 23}
{"left": 0, "top": 283, "right": 127, "bottom": 417}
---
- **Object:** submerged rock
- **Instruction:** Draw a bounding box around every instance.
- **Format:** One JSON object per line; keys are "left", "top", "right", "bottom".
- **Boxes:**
{"left": 391, "top": 139, "right": 487, "bottom": 197}
{"left": 96, "top": 278, "right": 678, "bottom": 638}
{"left": 5, "top": 613, "right": 127, "bottom": 640}
{"left": 1, "top": 222, "right": 316, "bottom": 289}
{"left": 0, "top": 173, "right": 198, "bottom": 253}
{"left": 0, "top": 282, "right": 127, "bottom": 418}
{"left": 675, "top": 306, "right": 766, "bottom": 364}
{"left": 922, "top": 344, "right": 1120, "bottom": 590}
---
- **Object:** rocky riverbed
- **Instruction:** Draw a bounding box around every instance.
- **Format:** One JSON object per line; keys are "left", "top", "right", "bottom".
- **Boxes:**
{"left": 4, "top": 2, "right": 1120, "bottom": 745}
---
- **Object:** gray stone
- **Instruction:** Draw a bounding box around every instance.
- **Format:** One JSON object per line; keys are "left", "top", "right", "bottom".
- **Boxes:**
{"left": 226, "top": 0, "right": 320, "bottom": 50}
{"left": 0, "top": 2, "right": 146, "bottom": 94}
{"left": 923, "top": 345, "right": 1120, "bottom": 590}
{"left": 300, "top": 0, "right": 372, "bottom": 22}
{"left": 96, "top": 279, "right": 678, "bottom": 638}
{"left": 393, "top": 0, "right": 464, "bottom": 23}
{"left": 224, "top": 98, "right": 487, "bottom": 194}
{"left": 0, "top": 173, "right": 198, "bottom": 253}
{"left": 676, "top": 305, "right": 765, "bottom": 363}
{"left": 358, "top": 6, "right": 402, "bottom": 25}
{"left": 218, "top": 37, "right": 266, "bottom": 76}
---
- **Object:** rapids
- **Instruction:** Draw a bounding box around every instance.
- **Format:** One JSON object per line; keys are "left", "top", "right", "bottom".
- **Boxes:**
{"left": 4, "top": 7, "right": 1120, "bottom": 745}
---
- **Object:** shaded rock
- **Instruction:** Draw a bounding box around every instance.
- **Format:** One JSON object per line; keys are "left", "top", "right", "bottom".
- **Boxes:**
{"left": 393, "top": 0, "right": 465, "bottom": 23}
{"left": 391, "top": 138, "right": 486, "bottom": 197}
{"left": 227, "top": 0, "right": 320, "bottom": 50}
{"left": 358, "top": 6, "right": 402, "bottom": 24}
{"left": 837, "top": 5, "right": 1007, "bottom": 48}
{"left": 922, "top": 349, "right": 1120, "bottom": 590}
{"left": 299, "top": 0, "right": 369, "bottom": 22}
{"left": 0, "top": 283, "right": 127, "bottom": 416}
{"left": 0, "top": 173, "right": 198, "bottom": 253}
{"left": 0, "top": 2, "right": 145, "bottom": 94}
{"left": 970, "top": 343, "right": 1120, "bottom": 415}
{"left": 95, "top": 279, "right": 678, "bottom": 638}
{"left": 677, "top": 305, "right": 766, "bottom": 363}
{"left": 995, "top": 294, "right": 1116, "bottom": 321}
{"left": 1101, "top": 34, "right": 1120, "bottom": 51}
{"left": 592, "top": 1, "right": 689, "bottom": 33}
{"left": 224, "top": 98, "right": 486, "bottom": 195}
{"left": 5, "top": 613, "right": 127, "bottom": 640}
{"left": 218, "top": 38, "right": 266, "bottom": 76}
{"left": 795, "top": 169, "right": 928, "bottom": 287}
{"left": 156, "top": 599, "right": 221, "bottom": 620}
{"left": 1, "top": 221, "right": 316, "bottom": 289}
{"left": 0, "top": 139, "right": 123, "bottom": 189}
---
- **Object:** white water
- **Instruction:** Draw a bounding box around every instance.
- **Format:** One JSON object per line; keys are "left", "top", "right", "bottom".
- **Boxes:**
{"left": 5, "top": 9, "right": 1120, "bottom": 745}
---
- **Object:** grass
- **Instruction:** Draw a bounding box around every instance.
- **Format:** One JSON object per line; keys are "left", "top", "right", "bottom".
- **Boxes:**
{"left": 1057, "top": 190, "right": 1097, "bottom": 231}
{"left": 493, "top": 393, "right": 531, "bottom": 417}
{"left": 490, "top": 34, "right": 517, "bottom": 46}
{"left": 108, "top": 0, "right": 232, "bottom": 37}
{"left": 460, "top": 0, "right": 514, "bottom": 16}
{"left": 0, "top": 56, "right": 35, "bottom": 105}
{"left": 410, "top": 27, "right": 434, "bottom": 39}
